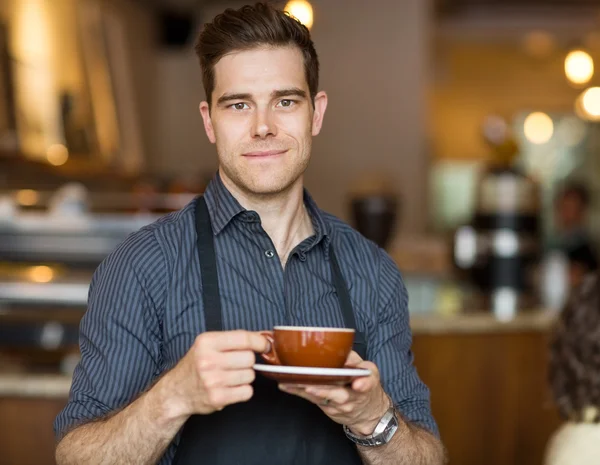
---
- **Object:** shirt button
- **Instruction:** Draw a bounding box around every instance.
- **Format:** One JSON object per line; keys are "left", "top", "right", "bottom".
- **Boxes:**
{"left": 265, "top": 250, "right": 275, "bottom": 258}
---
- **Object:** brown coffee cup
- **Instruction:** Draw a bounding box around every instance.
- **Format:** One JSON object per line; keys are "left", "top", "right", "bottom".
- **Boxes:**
{"left": 260, "top": 326, "right": 355, "bottom": 368}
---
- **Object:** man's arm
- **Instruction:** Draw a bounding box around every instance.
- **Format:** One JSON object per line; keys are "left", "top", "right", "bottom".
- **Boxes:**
{"left": 56, "top": 375, "right": 187, "bottom": 465}
{"left": 358, "top": 250, "right": 445, "bottom": 464}
{"left": 56, "top": 330, "right": 268, "bottom": 465}
{"left": 54, "top": 232, "right": 268, "bottom": 464}
{"left": 357, "top": 416, "right": 446, "bottom": 465}
{"left": 54, "top": 233, "right": 168, "bottom": 464}
{"left": 281, "top": 353, "right": 446, "bottom": 465}
{"left": 280, "top": 249, "right": 445, "bottom": 464}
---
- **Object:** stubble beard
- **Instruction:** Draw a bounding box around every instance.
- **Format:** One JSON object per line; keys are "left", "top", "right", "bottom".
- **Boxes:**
{"left": 218, "top": 139, "right": 312, "bottom": 200}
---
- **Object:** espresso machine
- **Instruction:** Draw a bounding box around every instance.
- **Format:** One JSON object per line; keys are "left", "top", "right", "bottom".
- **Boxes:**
{"left": 454, "top": 116, "right": 542, "bottom": 320}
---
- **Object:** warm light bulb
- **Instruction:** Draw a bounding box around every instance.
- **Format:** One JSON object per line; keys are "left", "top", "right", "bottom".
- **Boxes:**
{"left": 565, "top": 50, "right": 594, "bottom": 85}
{"left": 284, "top": 0, "right": 313, "bottom": 29}
{"left": 523, "top": 112, "right": 554, "bottom": 144}
{"left": 15, "top": 189, "right": 39, "bottom": 206}
{"left": 581, "top": 87, "right": 600, "bottom": 118}
{"left": 28, "top": 265, "right": 54, "bottom": 283}
{"left": 47, "top": 144, "right": 69, "bottom": 166}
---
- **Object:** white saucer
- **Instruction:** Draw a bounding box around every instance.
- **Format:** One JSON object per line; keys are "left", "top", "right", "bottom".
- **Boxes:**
{"left": 253, "top": 364, "right": 371, "bottom": 385}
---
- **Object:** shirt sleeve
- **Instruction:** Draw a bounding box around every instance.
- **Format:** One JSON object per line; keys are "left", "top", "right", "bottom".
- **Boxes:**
{"left": 370, "top": 250, "right": 439, "bottom": 437}
{"left": 54, "top": 229, "right": 166, "bottom": 441}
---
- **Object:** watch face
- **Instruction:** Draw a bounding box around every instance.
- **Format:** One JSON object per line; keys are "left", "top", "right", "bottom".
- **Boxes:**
{"left": 383, "top": 418, "right": 399, "bottom": 443}
{"left": 344, "top": 409, "right": 399, "bottom": 447}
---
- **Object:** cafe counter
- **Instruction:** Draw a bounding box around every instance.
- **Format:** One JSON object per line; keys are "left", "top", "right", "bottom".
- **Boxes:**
{"left": 0, "top": 309, "right": 561, "bottom": 465}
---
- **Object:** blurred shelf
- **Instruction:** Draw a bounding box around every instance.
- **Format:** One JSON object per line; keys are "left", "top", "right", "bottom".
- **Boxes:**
{"left": 0, "top": 211, "right": 160, "bottom": 233}
{"left": 0, "top": 212, "right": 160, "bottom": 264}
{"left": 0, "top": 282, "right": 89, "bottom": 307}
{"left": 2, "top": 189, "right": 197, "bottom": 213}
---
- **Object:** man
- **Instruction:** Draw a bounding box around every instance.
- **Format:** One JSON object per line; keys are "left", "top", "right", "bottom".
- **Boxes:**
{"left": 554, "top": 183, "right": 594, "bottom": 251}
{"left": 553, "top": 183, "right": 598, "bottom": 289}
{"left": 54, "top": 3, "right": 444, "bottom": 464}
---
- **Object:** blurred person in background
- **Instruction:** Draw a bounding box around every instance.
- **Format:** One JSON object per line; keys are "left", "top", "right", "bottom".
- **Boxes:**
{"left": 545, "top": 273, "right": 600, "bottom": 465}
{"left": 553, "top": 183, "right": 598, "bottom": 289}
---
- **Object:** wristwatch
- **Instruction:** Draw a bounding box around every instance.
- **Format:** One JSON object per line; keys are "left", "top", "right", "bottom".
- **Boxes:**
{"left": 343, "top": 406, "right": 399, "bottom": 447}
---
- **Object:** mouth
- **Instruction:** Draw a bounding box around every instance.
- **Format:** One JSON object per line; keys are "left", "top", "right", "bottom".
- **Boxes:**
{"left": 242, "top": 149, "right": 288, "bottom": 158}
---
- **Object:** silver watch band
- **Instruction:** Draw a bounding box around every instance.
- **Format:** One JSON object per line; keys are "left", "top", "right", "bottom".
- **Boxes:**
{"left": 343, "top": 407, "right": 399, "bottom": 447}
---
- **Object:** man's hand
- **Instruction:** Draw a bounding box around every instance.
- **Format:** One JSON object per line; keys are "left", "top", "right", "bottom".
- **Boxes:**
{"left": 278, "top": 351, "right": 390, "bottom": 436}
{"left": 159, "top": 330, "right": 269, "bottom": 419}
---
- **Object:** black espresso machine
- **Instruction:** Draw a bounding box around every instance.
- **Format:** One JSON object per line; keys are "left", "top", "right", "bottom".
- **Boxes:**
{"left": 453, "top": 116, "right": 543, "bottom": 320}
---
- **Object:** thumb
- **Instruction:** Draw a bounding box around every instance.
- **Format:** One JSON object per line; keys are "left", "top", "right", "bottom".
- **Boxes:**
{"left": 345, "top": 350, "right": 363, "bottom": 367}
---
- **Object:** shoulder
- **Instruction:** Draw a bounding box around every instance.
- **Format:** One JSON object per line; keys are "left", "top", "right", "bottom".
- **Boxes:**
{"left": 545, "top": 423, "right": 600, "bottom": 465}
{"left": 321, "top": 211, "right": 403, "bottom": 288}
{"left": 94, "top": 201, "right": 197, "bottom": 283}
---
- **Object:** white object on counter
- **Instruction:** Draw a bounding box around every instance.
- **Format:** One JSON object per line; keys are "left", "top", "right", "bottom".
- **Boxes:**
{"left": 0, "top": 195, "right": 16, "bottom": 219}
{"left": 540, "top": 251, "right": 570, "bottom": 312}
{"left": 48, "top": 183, "right": 90, "bottom": 217}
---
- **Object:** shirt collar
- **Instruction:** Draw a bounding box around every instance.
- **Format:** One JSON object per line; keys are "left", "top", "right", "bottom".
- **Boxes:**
{"left": 202, "top": 171, "right": 246, "bottom": 235}
{"left": 203, "top": 171, "right": 331, "bottom": 254}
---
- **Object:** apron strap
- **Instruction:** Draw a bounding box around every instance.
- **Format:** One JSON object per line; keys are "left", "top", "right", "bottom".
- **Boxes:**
{"left": 329, "top": 247, "right": 368, "bottom": 357}
{"left": 195, "top": 196, "right": 223, "bottom": 332}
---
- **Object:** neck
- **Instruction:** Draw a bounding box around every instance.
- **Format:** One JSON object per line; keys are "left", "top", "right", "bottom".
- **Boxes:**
{"left": 220, "top": 174, "right": 314, "bottom": 265}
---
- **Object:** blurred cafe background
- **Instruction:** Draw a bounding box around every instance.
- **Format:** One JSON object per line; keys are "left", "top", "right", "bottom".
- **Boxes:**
{"left": 1, "top": 0, "right": 600, "bottom": 463}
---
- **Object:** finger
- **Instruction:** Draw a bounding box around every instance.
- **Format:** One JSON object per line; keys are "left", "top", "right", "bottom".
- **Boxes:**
{"left": 349, "top": 363, "right": 379, "bottom": 391}
{"left": 218, "top": 350, "right": 256, "bottom": 370}
{"left": 344, "top": 351, "right": 363, "bottom": 367}
{"left": 351, "top": 375, "right": 377, "bottom": 392}
{"left": 223, "top": 368, "right": 255, "bottom": 387}
{"left": 279, "top": 385, "right": 329, "bottom": 405}
{"left": 305, "top": 386, "right": 352, "bottom": 404}
{"left": 221, "top": 385, "right": 254, "bottom": 406}
{"left": 210, "top": 330, "right": 269, "bottom": 353}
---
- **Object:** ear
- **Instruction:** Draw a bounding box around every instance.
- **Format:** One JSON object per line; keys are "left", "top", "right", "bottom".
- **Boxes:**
{"left": 311, "top": 91, "right": 328, "bottom": 136}
{"left": 199, "top": 101, "right": 216, "bottom": 144}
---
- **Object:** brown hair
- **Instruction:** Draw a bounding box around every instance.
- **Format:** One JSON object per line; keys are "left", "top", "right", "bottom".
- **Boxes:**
{"left": 194, "top": 2, "right": 319, "bottom": 107}
{"left": 549, "top": 274, "right": 600, "bottom": 422}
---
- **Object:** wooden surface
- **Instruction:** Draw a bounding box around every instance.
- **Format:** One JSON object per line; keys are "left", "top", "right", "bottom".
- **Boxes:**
{"left": 0, "top": 397, "right": 65, "bottom": 465}
{"left": 412, "top": 331, "right": 562, "bottom": 465}
{"left": 0, "top": 329, "right": 562, "bottom": 465}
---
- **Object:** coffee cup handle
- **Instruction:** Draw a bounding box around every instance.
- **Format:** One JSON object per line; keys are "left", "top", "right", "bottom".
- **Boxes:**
{"left": 259, "top": 331, "right": 281, "bottom": 365}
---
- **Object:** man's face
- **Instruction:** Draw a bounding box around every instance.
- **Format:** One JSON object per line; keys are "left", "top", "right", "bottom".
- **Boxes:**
{"left": 556, "top": 193, "right": 585, "bottom": 231}
{"left": 200, "top": 46, "right": 327, "bottom": 197}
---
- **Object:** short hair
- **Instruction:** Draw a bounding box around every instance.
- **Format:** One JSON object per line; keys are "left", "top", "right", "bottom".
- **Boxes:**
{"left": 194, "top": 2, "right": 319, "bottom": 106}
{"left": 549, "top": 274, "right": 600, "bottom": 422}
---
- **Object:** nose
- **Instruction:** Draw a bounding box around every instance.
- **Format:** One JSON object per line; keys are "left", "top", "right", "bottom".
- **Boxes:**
{"left": 252, "top": 107, "right": 276, "bottom": 139}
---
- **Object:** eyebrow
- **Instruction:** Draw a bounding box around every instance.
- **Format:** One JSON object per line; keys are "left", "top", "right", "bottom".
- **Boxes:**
{"left": 271, "top": 88, "right": 307, "bottom": 100}
{"left": 216, "top": 88, "right": 308, "bottom": 106}
{"left": 216, "top": 93, "right": 252, "bottom": 106}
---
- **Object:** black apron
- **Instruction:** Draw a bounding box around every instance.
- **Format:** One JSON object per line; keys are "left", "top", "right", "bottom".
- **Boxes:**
{"left": 172, "top": 196, "right": 367, "bottom": 465}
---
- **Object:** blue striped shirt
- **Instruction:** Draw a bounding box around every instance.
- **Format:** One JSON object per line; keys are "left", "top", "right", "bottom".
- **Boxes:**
{"left": 54, "top": 172, "right": 438, "bottom": 463}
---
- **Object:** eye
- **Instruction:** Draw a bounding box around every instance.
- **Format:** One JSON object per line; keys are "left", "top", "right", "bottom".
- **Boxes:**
{"left": 278, "top": 99, "right": 295, "bottom": 108}
{"left": 230, "top": 102, "right": 249, "bottom": 110}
